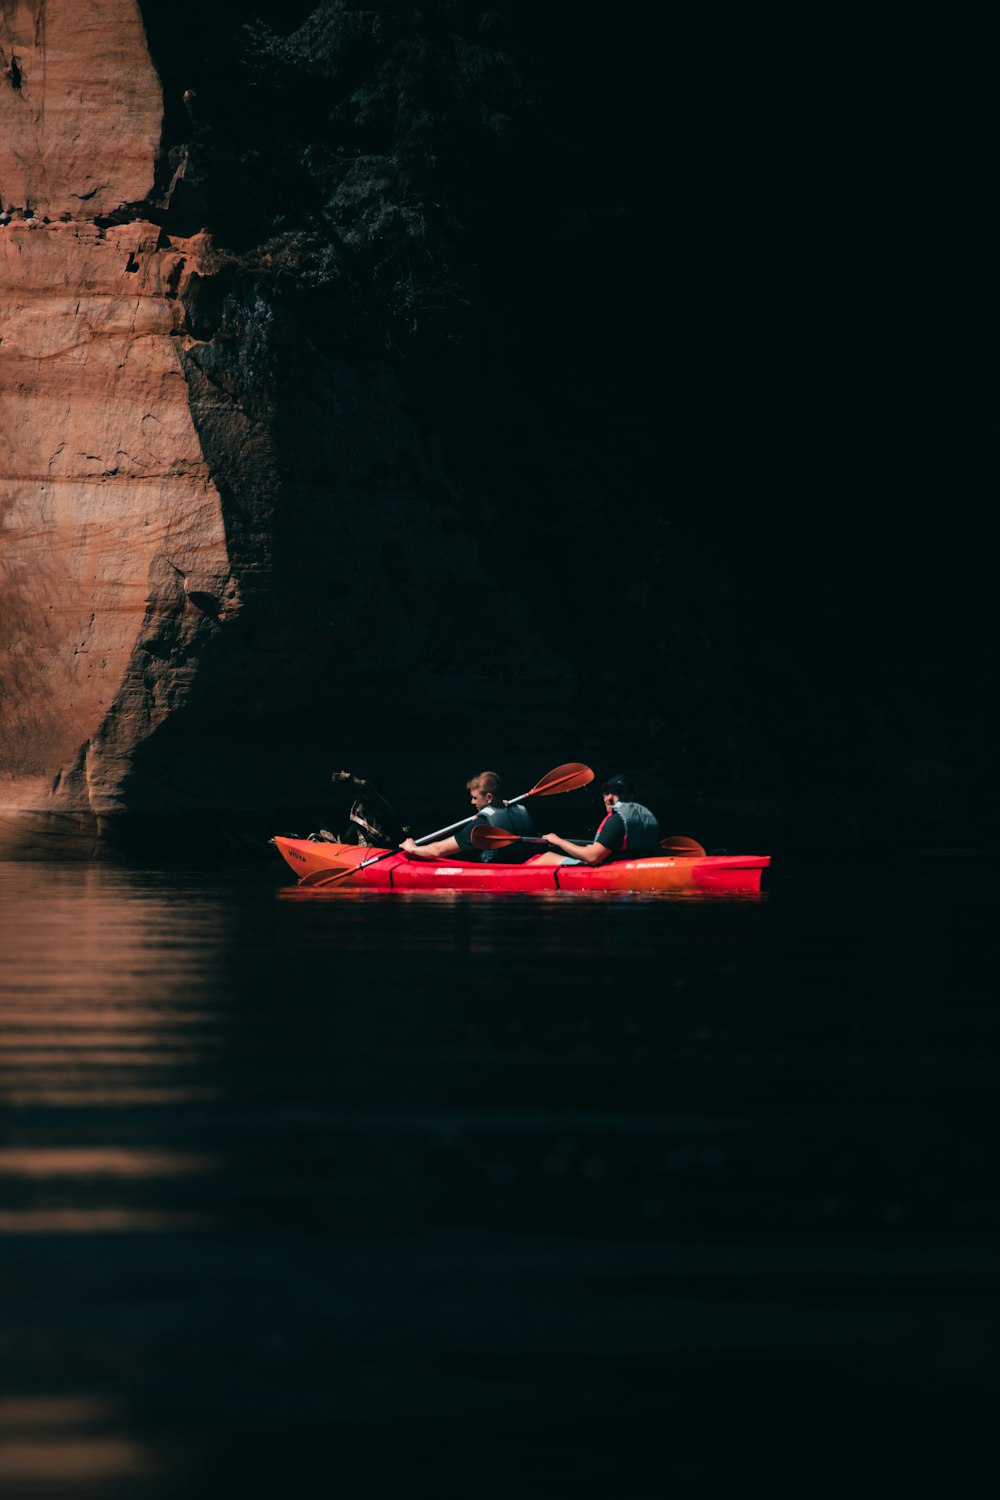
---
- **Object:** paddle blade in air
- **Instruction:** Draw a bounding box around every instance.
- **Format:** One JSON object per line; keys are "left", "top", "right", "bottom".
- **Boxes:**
{"left": 528, "top": 762, "right": 594, "bottom": 797}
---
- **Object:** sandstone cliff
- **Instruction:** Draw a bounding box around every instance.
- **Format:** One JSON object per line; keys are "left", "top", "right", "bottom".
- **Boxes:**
{"left": 0, "top": 0, "right": 160, "bottom": 218}
{"left": 0, "top": 0, "right": 565, "bottom": 855}
{"left": 0, "top": 2, "right": 237, "bottom": 852}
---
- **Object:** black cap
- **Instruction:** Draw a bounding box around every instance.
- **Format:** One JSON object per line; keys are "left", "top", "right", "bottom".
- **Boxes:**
{"left": 601, "top": 773, "right": 631, "bottom": 796}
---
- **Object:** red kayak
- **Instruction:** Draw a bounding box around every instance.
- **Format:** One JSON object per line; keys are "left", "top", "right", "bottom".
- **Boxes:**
{"left": 273, "top": 838, "right": 770, "bottom": 894}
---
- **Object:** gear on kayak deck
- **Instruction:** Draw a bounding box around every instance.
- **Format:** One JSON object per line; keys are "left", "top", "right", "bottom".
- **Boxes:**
{"left": 325, "top": 770, "right": 409, "bottom": 848}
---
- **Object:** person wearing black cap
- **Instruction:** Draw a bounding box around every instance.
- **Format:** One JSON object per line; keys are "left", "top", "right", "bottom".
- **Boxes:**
{"left": 534, "top": 773, "right": 660, "bottom": 866}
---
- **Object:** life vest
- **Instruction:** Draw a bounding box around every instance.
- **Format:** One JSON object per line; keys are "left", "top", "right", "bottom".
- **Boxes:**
{"left": 500, "top": 803, "right": 534, "bottom": 836}
{"left": 596, "top": 799, "right": 659, "bottom": 859}
{"left": 477, "top": 801, "right": 534, "bottom": 860}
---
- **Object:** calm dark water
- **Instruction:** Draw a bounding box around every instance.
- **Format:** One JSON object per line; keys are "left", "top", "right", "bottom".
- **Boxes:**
{"left": 0, "top": 857, "right": 996, "bottom": 1496}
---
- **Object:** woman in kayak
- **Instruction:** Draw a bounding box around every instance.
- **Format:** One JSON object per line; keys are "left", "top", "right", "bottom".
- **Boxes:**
{"left": 400, "top": 771, "right": 535, "bottom": 862}
{"left": 533, "top": 773, "right": 660, "bottom": 866}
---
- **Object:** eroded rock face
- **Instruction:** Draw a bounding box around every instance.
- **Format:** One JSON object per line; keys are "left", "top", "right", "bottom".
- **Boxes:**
{"left": 0, "top": 219, "right": 238, "bottom": 832}
{"left": 0, "top": 0, "right": 568, "bottom": 855}
{"left": 0, "top": 1, "right": 237, "bottom": 853}
{"left": 0, "top": 0, "right": 161, "bottom": 218}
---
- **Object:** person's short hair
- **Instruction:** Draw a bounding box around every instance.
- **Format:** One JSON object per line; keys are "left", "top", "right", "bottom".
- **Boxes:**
{"left": 467, "top": 770, "right": 501, "bottom": 798}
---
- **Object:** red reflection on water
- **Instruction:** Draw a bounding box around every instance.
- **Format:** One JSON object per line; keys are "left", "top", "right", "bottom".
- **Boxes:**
{"left": 278, "top": 885, "right": 765, "bottom": 903}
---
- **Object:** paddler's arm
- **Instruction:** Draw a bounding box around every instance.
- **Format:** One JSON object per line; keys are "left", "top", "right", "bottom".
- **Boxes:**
{"left": 541, "top": 834, "right": 611, "bottom": 866}
{"left": 400, "top": 835, "right": 462, "bottom": 860}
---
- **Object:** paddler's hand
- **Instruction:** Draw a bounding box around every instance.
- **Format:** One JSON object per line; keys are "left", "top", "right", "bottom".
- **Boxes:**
{"left": 400, "top": 837, "right": 419, "bottom": 854}
{"left": 542, "top": 833, "right": 564, "bottom": 849}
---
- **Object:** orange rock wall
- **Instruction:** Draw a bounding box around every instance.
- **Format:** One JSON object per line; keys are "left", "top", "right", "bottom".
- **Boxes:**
{"left": 0, "top": 1, "right": 235, "bottom": 852}
{"left": 0, "top": 0, "right": 161, "bottom": 218}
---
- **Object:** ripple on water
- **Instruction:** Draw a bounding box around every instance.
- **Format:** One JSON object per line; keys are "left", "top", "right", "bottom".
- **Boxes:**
{"left": 0, "top": 857, "right": 994, "bottom": 1496}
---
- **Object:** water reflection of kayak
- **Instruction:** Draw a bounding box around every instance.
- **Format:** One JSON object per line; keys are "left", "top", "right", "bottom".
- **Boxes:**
{"left": 273, "top": 838, "right": 771, "bottom": 894}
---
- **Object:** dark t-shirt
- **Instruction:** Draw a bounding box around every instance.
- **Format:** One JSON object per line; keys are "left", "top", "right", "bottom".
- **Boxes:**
{"left": 453, "top": 822, "right": 477, "bottom": 856}
{"left": 454, "top": 806, "right": 535, "bottom": 862}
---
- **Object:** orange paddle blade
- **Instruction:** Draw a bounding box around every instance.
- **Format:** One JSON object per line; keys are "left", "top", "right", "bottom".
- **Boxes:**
{"left": 659, "top": 835, "right": 706, "bottom": 857}
{"left": 528, "top": 762, "right": 594, "bottom": 797}
{"left": 470, "top": 824, "right": 521, "bottom": 850}
{"left": 298, "top": 849, "right": 393, "bottom": 886}
{"left": 299, "top": 863, "right": 364, "bottom": 887}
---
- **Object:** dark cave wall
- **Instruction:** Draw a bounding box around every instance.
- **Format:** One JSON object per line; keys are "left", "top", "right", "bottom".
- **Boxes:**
{"left": 132, "top": 1, "right": 992, "bottom": 851}
{"left": 123, "top": 1, "right": 586, "bottom": 828}
{"left": 131, "top": 2, "right": 742, "bottom": 826}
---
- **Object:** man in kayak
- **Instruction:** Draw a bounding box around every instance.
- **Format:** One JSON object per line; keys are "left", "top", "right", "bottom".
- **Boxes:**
{"left": 400, "top": 771, "right": 536, "bottom": 862}
{"left": 533, "top": 773, "right": 660, "bottom": 865}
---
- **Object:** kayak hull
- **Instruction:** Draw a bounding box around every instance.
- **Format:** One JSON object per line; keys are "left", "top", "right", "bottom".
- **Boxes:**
{"left": 272, "top": 839, "right": 770, "bottom": 894}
